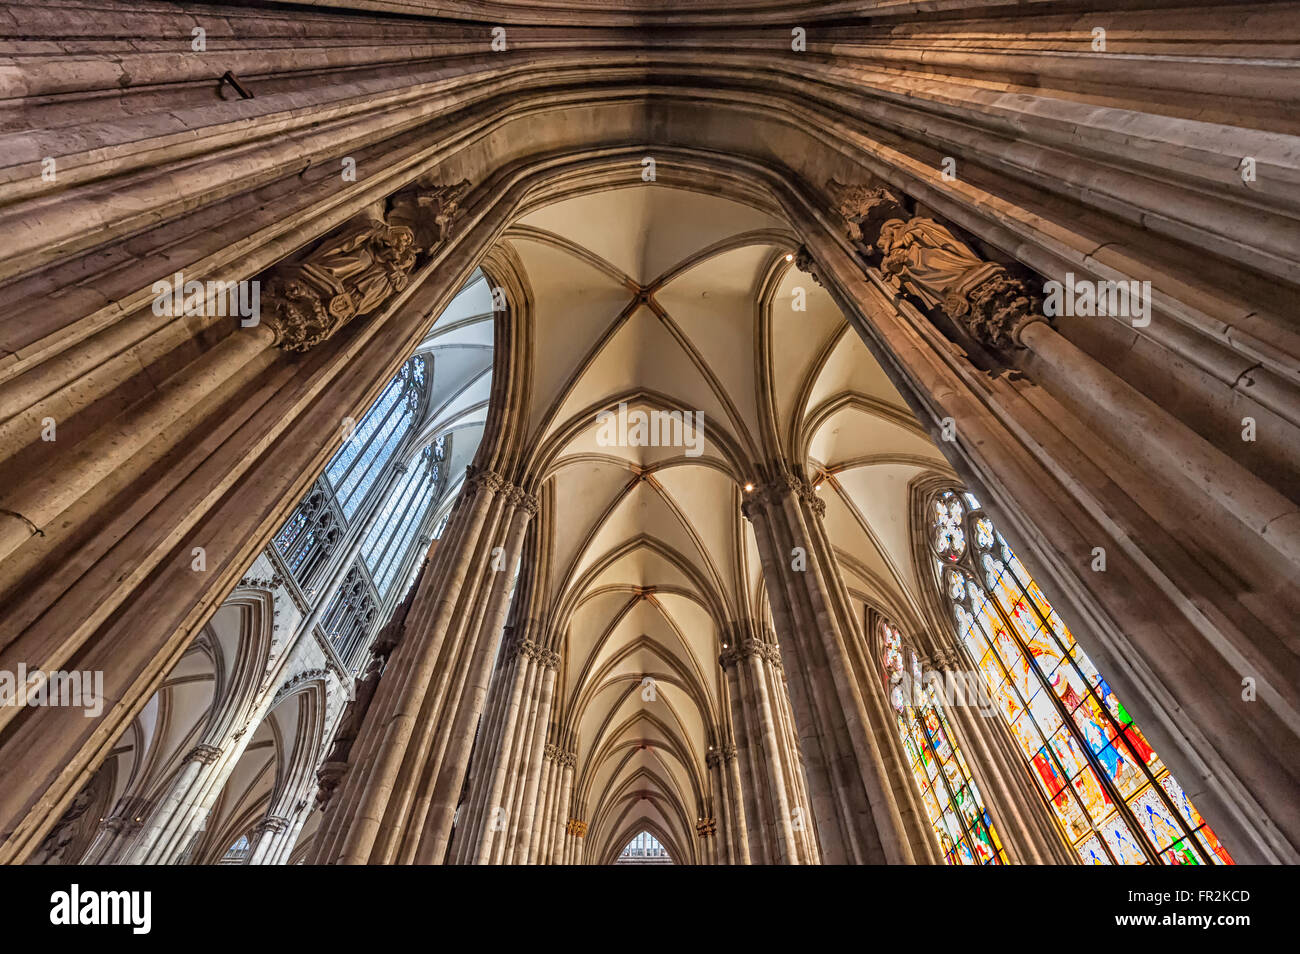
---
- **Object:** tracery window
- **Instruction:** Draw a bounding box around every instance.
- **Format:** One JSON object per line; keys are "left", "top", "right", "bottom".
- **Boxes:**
{"left": 326, "top": 355, "right": 426, "bottom": 519}
{"left": 220, "top": 834, "right": 251, "bottom": 864}
{"left": 272, "top": 489, "right": 339, "bottom": 587}
{"left": 929, "top": 490, "right": 1232, "bottom": 865}
{"left": 618, "top": 831, "right": 669, "bottom": 861}
{"left": 321, "top": 564, "right": 378, "bottom": 669}
{"left": 880, "top": 619, "right": 1005, "bottom": 865}
{"left": 359, "top": 435, "right": 448, "bottom": 600}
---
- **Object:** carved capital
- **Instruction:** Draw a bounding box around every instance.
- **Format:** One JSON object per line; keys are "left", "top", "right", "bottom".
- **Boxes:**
{"left": 252, "top": 815, "right": 291, "bottom": 837}
{"left": 722, "top": 743, "right": 738, "bottom": 761}
{"left": 513, "top": 636, "right": 540, "bottom": 662}
{"left": 722, "top": 635, "right": 782, "bottom": 669}
{"left": 510, "top": 486, "right": 540, "bottom": 515}
{"left": 183, "top": 743, "right": 222, "bottom": 765}
{"left": 466, "top": 464, "right": 507, "bottom": 495}
{"left": 695, "top": 817, "right": 717, "bottom": 838}
{"left": 930, "top": 646, "right": 963, "bottom": 671}
{"left": 566, "top": 818, "right": 588, "bottom": 837}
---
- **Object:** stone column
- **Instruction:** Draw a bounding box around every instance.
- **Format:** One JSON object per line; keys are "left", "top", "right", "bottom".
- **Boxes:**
{"left": 122, "top": 742, "right": 227, "bottom": 865}
{"left": 705, "top": 749, "right": 732, "bottom": 865}
{"left": 768, "top": 638, "right": 821, "bottom": 864}
{"left": 552, "top": 752, "right": 575, "bottom": 864}
{"left": 743, "top": 477, "right": 922, "bottom": 864}
{"left": 531, "top": 744, "right": 557, "bottom": 864}
{"left": 78, "top": 794, "right": 153, "bottom": 865}
{"left": 722, "top": 653, "right": 765, "bottom": 864}
{"left": 307, "top": 466, "right": 514, "bottom": 864}
{"left": 245, "top": 815, "right": 291, "bottom": 865}
{"left": 0, "top": 326, "right": 276, "bottom": 571}
{"left": 719, "top": 627, "right": 808, "bottom": 864}
{"left": 722, "top": 743, "right": 750, "bottom": 865}
{"left": 512, "top": 656, "right": 558, "bottom": 863}
{"left": 462, "top": 630, "right": 536, "bottom": 864}
{"left": 409, "top": 488, "right": 537, "bottom": 864}
{"left": 489, "top": 640, "right": 542, "bottom": 864}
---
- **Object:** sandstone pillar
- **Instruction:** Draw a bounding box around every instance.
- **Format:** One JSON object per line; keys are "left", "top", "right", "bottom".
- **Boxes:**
{"left": 743, "top": 476, "right": 924, "bottom": 864}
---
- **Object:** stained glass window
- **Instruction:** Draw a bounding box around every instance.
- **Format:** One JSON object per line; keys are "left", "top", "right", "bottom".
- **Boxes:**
{"left": 929, "top": 489, "right": 1233, "bottom": 865}
{"left": 880, "top": 619, "right": 1005, "bottom": 865}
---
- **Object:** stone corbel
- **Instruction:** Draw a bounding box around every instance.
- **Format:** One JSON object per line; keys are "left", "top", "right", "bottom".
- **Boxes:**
{"left": 792, "top": 245, "right": 823, "bottom": 287}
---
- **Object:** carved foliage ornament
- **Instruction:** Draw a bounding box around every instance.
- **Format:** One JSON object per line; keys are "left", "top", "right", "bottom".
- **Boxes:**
{"left": 262, "top": 180, "right": 471, "bottom": 353}
{"left": 827, "top": 180, "right": 1045, "bottom": 351}
{"left": 740, "top": 473, "right": 824, "bottom": 520}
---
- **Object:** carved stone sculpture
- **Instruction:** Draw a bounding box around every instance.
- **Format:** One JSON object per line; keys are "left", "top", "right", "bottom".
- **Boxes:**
{"left": 828, "top": 180, "right": 1046, "bottom": 350}
{"left": 261, "top": 180, "right": 471, "bottom": 353}
{"left": 262, "top": 219, "right": 417, "bottom": 352}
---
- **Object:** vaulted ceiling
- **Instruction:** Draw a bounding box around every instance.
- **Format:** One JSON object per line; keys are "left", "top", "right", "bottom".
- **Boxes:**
{"left": 498, "top": 184, "right": 954, "bottom": 862}
{"left": 412, "top": 271, "right": 496, "bottom": 520}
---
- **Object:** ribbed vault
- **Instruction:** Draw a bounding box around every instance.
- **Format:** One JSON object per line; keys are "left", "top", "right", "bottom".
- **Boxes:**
{"left": 497, "top": 184, "right": 955, "bottom": 863}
